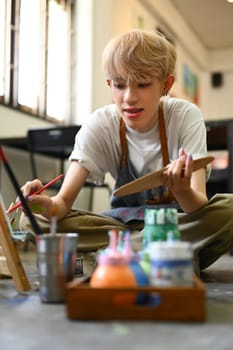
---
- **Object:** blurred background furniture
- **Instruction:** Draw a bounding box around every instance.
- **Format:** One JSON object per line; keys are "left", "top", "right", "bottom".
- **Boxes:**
{"left": 206, "top": 119, "right": 233, "bottom": 199}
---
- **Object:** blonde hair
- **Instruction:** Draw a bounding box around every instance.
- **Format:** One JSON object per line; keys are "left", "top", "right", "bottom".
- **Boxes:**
{"left": 102, "top": 29, "right": 176, "bottom": 82}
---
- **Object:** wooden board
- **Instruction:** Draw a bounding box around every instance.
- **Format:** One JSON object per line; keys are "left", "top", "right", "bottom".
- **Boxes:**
{"left": 0, "top": 195, "right": 30, "bottom": 292}
{"left": 0, "top": 256, "right": 11, "bottom": 276}
{"left": 65, "top": 275, "right": 206, "bottom": 322}
{"left": 114, "top": 156, "right": 214, "bottom": 197}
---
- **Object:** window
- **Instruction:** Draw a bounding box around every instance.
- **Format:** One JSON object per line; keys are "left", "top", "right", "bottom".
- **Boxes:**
{"left": 0, "top": 1, "right": 6, "bottom": 101}
{"left": 18, "top": 0, "right": 41, "bottom": 112}
{"left": 0, "top": 0, "right": 72, "bottom": 123}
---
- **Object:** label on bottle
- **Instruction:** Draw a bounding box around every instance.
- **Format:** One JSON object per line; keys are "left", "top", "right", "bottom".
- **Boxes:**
{"left": 143, "top": 208, "right": 180, "bottom": 248}
{"left": 148, "top": 241, "right": 193, "bottom": 287}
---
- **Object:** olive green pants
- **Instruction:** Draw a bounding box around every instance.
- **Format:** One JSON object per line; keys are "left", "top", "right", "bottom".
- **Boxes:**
{"left": 20, "top": 194, "right": 233, "bottom": 272}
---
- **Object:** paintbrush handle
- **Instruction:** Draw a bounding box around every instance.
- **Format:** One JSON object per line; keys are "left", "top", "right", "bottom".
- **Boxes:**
{"left": 33, "top": 174, "right": 64, "bottom": 195}
{"left": 7, "top": 174, "right": 64, "bottom": 213}
{"left": 0, "top": 146, "right": 43, "bottom": 235}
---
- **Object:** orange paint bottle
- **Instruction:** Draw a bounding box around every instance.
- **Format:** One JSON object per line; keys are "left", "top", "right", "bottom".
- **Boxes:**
{"left": 90, "top": 253, "right": 137, "bottom": 305}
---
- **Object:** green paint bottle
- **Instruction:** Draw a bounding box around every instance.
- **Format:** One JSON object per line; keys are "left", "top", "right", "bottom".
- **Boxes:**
{"left": 143, "top": 208, "right": 180, "bottom": 248}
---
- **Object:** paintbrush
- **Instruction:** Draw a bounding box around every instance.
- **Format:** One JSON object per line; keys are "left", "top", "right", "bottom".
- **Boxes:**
{"left": 0, "top": 145, "right": 43, "bottom": 235}
{"left": 50, "top": 205, "right": 57, "bottom": 235}
{"left": 7, "top": 173, "right": 64, "bottom": 213}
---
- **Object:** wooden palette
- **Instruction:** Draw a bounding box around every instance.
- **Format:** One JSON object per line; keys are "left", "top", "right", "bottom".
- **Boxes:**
{"left": 113, "top": 156, "right": 214, "bottom": 197}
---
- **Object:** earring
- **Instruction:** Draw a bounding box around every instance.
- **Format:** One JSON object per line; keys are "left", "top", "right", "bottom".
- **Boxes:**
{"left": 163, "top": 90, "right": 168, "bottom": 96}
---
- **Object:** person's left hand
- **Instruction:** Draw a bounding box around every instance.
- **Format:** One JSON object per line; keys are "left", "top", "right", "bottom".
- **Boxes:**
{"left": 162, "top": 148, "right": 193, "bottom": 194}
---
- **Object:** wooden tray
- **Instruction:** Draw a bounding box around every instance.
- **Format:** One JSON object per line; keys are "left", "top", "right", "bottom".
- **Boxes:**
{"left": 65, "top": 276, "right": 206, "bottom": 322}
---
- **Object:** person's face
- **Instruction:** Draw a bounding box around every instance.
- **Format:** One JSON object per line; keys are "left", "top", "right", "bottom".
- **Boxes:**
{"left": 108, "top": 77, "right": 165, "bottom": 132}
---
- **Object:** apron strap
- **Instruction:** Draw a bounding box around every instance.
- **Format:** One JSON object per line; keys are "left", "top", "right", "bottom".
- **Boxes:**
{"left": 157, "top": 99, "right": 176, "bottom": 203}
{"left": 120, "top": 117, "right": 127, "bottom": 168}
{"left": 158, "top": 99, "right": 170, "bottom": 166}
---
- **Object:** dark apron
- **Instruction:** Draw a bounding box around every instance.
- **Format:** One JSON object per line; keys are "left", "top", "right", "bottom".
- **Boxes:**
{"left": 102, "top": 100, "right": 179, "bottom": 224}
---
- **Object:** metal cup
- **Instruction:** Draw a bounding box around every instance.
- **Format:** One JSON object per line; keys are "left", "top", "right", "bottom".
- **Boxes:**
{"left": 36, "top": 233, "right": 78, "bottom": 303}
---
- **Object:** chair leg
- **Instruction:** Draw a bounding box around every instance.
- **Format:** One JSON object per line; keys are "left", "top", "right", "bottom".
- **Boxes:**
{"left": 88, "top": 187, "right": 94, "bottom": 212}
{"left": 87, "top": 184, "right": 111, "bottom": 212}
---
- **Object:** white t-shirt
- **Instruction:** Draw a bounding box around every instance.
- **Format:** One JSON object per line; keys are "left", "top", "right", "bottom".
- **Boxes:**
{"left": 70, "top": 96, "right": 208, "bottom": 184}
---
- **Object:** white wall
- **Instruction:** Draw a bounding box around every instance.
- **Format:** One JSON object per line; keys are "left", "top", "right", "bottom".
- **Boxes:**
{"left": 85, "top": 0, "right": 233, "bottom": 121}
{"left": 200, "top": 71, "right": 233, "bottom": 120}
{"left": 0, "top": 105, "right": 54, "bottom": 138}
{"left": 138, "top": 0, "right": 233, "bottom": 120}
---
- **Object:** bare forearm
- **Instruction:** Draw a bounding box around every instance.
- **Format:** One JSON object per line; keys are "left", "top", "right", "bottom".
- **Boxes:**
{"left": 174, "top": 188, "right": 208, "bottom": 213}
{"left": 49, "top": 194, "right": 71, "bottom": 219}
{"left": 47, "top": 161, "right": 89, "bottom": 220}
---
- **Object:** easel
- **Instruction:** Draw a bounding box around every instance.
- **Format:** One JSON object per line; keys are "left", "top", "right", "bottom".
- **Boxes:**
{"left": 0, "top": 196, "right": 30, "bottom": 292}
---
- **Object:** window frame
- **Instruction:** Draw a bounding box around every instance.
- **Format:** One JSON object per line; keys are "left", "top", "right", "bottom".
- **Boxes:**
{"left": 0, "top": 0, "right": 73, "bottom": 124}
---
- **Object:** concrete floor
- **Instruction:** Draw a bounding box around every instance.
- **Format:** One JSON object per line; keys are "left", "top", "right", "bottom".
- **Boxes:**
{"left": 0, "top": 245, "right": 233, "bottom": 350}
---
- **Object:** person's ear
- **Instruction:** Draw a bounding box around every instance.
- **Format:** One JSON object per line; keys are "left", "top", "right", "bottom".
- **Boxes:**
{"left": 162, "top": 75, "right": 175, "bottom": 95}
{"left": 106, "top": 79, "right": 111, "bottom": 87}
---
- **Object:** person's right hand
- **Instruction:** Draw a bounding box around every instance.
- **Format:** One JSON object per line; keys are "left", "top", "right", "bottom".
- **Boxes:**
{"left": 21, "top": 179, "right": 44, "bottom": 197}
{"left": 20, "top": 179, "right": 53, "bottom": 218}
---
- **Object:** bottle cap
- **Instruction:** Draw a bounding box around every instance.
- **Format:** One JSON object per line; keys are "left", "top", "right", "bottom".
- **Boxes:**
{"left": 144, "top": 208, "right": 178, "bottom": 225}
{"left": 98, "top": 252, "right": 128, "bottom": 266}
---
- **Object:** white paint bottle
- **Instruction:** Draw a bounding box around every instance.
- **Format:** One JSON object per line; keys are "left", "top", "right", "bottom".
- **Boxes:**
{"left": 148, "top": 237, "right": 194, "bottom": 287}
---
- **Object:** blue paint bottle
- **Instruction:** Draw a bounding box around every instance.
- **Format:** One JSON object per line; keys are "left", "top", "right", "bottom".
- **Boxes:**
{"left": 122, "top": 231, "right": 149, "bottom": 304}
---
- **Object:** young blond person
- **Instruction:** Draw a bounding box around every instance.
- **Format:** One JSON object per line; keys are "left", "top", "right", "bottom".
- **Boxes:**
{"left": 20, "top": 29, "right": 233, "bottom": 273}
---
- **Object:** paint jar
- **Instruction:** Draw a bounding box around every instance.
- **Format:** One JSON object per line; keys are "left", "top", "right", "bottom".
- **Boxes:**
{"left": 148, "top": 240, "right": 193, "bottom": 287}
{"left": 143, "top": 208, "right": 180, "bottom": 248}
{"left": 37, "top": 233, "right": 78, "bottom": 303}
{"left": 90, "top": 252, "right": 137, "bottom": 305}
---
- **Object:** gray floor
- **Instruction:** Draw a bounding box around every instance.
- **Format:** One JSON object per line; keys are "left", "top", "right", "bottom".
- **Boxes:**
{"left": 1, "top": 244, "right": 233, "bottom": 350}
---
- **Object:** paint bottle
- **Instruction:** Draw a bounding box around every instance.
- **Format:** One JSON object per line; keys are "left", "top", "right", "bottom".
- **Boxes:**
{"left": 143, "top": 208, "right": 180, "bottom": 248}
{"left": 121, "top": 231, "right": 149, "bottom": 304}
{"left": 122, "top": 231, "right": 149, "bottom": 287}
{"left": 90, "top": 253, "right": 136, "bottom": 287}
{"left": 90, "top": 230, "right": 137, "bottom": 305}
{"left": 90, "top": 253, "right": 137, "bottom": 305}
{"left": 138, "top": 250, "right": 150, "bottom": 277}
{"left": 148, "top": 238, "right": 194, "bottom": 287}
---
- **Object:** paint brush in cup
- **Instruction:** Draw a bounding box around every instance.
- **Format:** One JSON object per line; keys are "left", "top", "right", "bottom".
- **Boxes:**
{"left": 0, "top": 145, "right": 43, "bottom": 235}
{"left": 50, "top": 205, "right": 57, "bottom": 235}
